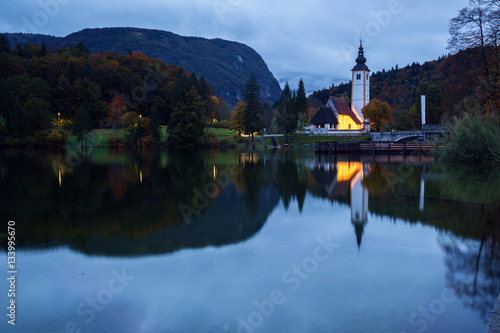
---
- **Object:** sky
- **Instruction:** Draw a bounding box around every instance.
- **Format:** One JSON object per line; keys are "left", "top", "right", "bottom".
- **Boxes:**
{"left": 0, "top": 0, "right": 470, "bottom": 93}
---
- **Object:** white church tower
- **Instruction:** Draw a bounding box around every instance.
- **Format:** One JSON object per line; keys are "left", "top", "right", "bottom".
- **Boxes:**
{"left": 351, "top": 40, "right": 370, "bottom": 124}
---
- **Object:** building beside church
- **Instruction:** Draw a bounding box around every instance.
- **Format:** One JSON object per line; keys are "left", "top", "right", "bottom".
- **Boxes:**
{"left": 310, "top": 41, "right": 370, "bottom": 134}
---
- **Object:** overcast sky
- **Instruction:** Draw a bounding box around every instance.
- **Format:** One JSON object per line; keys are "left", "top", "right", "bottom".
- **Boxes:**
{"left": 0, "top": 0, "right": 469, "bottom": 93}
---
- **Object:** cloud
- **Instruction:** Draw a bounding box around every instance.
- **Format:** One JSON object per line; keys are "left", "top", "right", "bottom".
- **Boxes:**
{"left": 0, "top": 0, "right": 470, "bottom": 92}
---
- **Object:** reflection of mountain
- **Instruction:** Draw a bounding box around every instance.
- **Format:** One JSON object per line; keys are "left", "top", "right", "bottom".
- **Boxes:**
{"left": 0, "top": 150, "right": 281, "bottom": 257}
{"left": 71, "top": 184, "right": 280, "bottom": 256}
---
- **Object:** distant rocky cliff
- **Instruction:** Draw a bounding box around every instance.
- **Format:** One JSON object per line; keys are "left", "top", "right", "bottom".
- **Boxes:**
{"left": 4, "top": 27, "right": 281, "bottom": 105}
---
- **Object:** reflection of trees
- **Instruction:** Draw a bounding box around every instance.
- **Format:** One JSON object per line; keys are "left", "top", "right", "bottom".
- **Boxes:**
{"left": 275, "top": 152, "right": 307, "bottom": 211}
{"left": 0, "top": 150, "right": 283, "bottom": 256}
{"left": 439, "top": 226, "right": 500, "bottom": 324}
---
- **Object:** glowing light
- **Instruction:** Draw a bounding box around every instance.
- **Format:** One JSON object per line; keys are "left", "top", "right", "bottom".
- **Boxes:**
{"left": 140, "top": 170, "right": 143, "bottom": 183}
{"left": 58, "top": 169, "right": 62, "bottom": 187}
{"left": 213, "top": 165, "right": 216, "bottom": 179}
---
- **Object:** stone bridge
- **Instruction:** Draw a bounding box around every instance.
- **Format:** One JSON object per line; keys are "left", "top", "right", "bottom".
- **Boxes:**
{"left": 370, "top": 126, "right": 445, "bottom": 142}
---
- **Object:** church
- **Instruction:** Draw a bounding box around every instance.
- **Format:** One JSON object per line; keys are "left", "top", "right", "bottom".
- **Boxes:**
{"left": 310, "top": 41, "right": 370, "bottom": 133}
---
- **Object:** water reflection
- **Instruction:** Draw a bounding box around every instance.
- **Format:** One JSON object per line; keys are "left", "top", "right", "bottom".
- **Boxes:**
{"left": 1, "top": 150, "right": 498, "bottom": 256}
{"left": 1, "top": 149, "right": 499, "bottom": 331}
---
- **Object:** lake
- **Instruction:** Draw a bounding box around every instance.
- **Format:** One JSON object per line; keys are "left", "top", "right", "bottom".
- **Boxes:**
{"left": 0, "top": 148, "right": 499, "bottom": 333}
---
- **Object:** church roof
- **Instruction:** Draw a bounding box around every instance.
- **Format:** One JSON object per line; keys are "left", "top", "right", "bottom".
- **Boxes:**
{"left": 352, "top": 41, "right": 370, "bottom": 72}
{"left": 310, "top": 106, "right": 338, "bottom": 125}
{"left": 329, "top": 97, "right": 363, "bottom": 124}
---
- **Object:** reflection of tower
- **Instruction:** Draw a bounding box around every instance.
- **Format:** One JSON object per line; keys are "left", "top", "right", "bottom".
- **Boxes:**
{"left": 351, "top": 165, "right": 368, "bottom": 249}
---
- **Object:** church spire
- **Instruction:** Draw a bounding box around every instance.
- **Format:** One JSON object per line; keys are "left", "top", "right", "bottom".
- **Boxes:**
{"left": 353, "top": 39, "right": 368, "bottom": 69}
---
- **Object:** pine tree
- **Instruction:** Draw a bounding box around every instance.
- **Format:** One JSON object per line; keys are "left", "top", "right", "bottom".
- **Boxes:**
{"left": 296, "top": 79, "right": 308, "bottom": 114}
{"left": 10, "top": 99, "right": 27, "bottom": 137}
{"left": 276, "top": 82, "right": 298, "bottom": 144}
{"left": 167, "top": 87, "right": 205, "bottom": 148}
{"left": 170, "top": 68, "right": 190, "bottom": 112}
{"left": 242, "top": 74, "right": 264, "bottom": 140}
{"left": 0, "top": 35, "right": 11, "bottom": 54}
{"left": 72, "top": 105, "right": 92, "bottom": 144}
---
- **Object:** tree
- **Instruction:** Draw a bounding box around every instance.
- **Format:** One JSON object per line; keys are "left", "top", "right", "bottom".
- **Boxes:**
{"left": 148, "top": 103, "right": 161, "bottom": 143}
{"left": 167, "top": 87, "right": 205, "bottom": 148}
{"left": 9, "top": 99, "right": 27, "bottom": 137}
{"left": 23, "top": 97, "right": 52, "bottom": 133}
{"left": 276, "top": 82, "right": 298, "bottom": 144}
{"left": 72, "top": 105, "right": 92, "bottom": 145}
{"left": 296, "top": 112, "right": 309, "bottom": 147}
{"left": 0, "top": 35, "right": 11, "bottom": 54}
{"left": 362, "top": 99, "right": 392, "bottom": 132}
{"left": 448, "top": 0, "right": 500, "bottom": 108}
{"left": 242, "top": 74, "right": 264, "bottom": 140}
{"left": 134, "top": 116, "right": 146, "bottom": 142}
{"left": 418, "top": 82, "right": 444, "bottom": 124}
{"left": 296, "top": 79, "right": 308, "bottom": 114}
{"left": 230, "top": 100, "right": 246, "bottom": 134}
{"left": 106, "top": 95, "right": 126, "bottom": 135}
{"left": 121, "top": 111, "right": 139, "bottom": 140}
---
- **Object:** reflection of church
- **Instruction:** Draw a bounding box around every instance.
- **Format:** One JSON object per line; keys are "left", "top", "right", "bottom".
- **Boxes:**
{"left": 309, "top": 160, "right": 369, "bottom": 249}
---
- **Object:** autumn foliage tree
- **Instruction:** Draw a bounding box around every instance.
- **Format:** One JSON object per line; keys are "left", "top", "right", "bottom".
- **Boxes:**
{"left": 362, "top": 99, "right": 392, "bottom": 132}
{"left": 106, "top": 94, "right": 126, "bottom": 134}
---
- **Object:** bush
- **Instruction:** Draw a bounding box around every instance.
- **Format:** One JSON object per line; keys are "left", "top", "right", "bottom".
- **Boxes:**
{"left": 435, "top": 112, "right": 500, "bottom": 166}
{"left": 46, "top": 129, "right": 67, "bottom": 146}
{"left": 106, "top": 135, "right": 125, "bottom": 148}
{"left": 138, "top": 135, "right": 155, "bottom": 148}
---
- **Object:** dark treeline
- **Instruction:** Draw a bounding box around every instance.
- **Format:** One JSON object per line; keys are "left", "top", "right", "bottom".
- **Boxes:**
{"left": 309, "top": 47, "right": 500, "bottom": 130}
{"left": 0, "top": 36, "right": 222, "bottom": 146}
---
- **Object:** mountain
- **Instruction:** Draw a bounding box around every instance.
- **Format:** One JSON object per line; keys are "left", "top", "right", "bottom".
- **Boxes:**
{"left": 4, "top": 27, "right": 282, "bottom": 105}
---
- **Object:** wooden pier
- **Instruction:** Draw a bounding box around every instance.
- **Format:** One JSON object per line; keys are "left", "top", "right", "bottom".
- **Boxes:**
{"left": 315, "top": 141, "right": 442, "bottom": 154}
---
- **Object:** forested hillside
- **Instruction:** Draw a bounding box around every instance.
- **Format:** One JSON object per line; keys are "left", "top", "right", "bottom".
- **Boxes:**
{"left": 0, "top": 37, "right": 228, "bottom": 145}
{"left": 3, "top": 27, "right": 282, "bottom": 105}
{"left": 309, "top": 47, "right": 500, "bottom": 130}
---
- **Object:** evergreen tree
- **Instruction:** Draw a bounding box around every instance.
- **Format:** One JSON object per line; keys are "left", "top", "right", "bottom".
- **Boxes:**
{"left": 242, "top": 74, "right": 264, "bottom": 140}
{"left": 134, "top": 116, "right": 146, "bottom": 142}
{"left": 40, "top": 42, "right": 48, "bottom": 57}
{"left": 296, "top": 79, "right": 308, "bottom": 114}
{"left": 0, "top": 35, "right": 11, "bottom": 54}
{"left": 23, "top": 97, "right": 52, "bottom": 133}
{"left": 10, "top": 99, "right": 27, "bottom": 137}
{"left": 13, "top": 43, "right": 23, "bottom": 57}
{"left": 65, "top": 61, "right": 78, "bottom": 84}
{"left": 167, "top": 87, "right": 205, "bottom": 148}
{"left": 170, "top": 68, "right": 190, "bottom": 112}
{"left": 276, "top": 82, "right": 298, "bottom": 144}
{"left": 149, "top": 103, "right": 161, "bottom": 143}
{"left": 72, "top": 105, "right": 92, "bottom": 144}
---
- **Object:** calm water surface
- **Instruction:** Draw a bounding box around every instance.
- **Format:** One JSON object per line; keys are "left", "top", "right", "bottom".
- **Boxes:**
{"left": 0, "top": 149, "right": 499, "bottom": 333}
